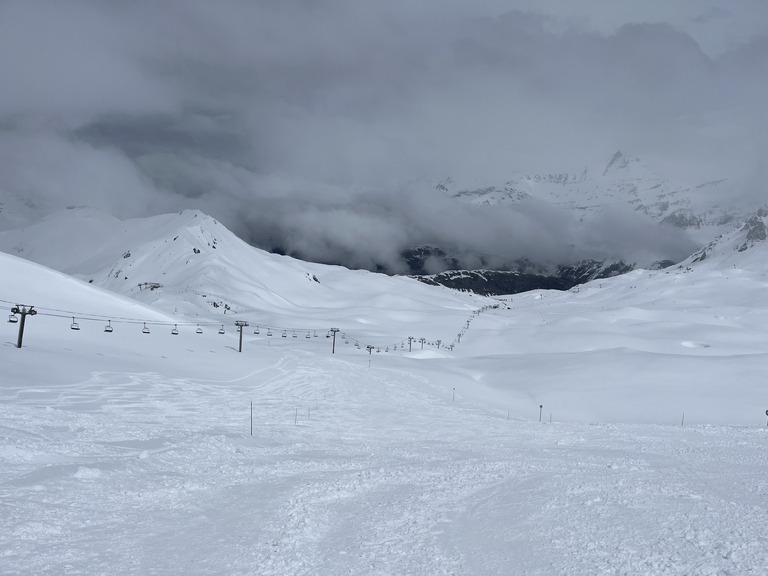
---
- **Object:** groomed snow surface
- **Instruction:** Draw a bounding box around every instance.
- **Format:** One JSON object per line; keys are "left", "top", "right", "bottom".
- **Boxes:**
{"left": 2, "top": 211, "right": 768, "bottom": 575}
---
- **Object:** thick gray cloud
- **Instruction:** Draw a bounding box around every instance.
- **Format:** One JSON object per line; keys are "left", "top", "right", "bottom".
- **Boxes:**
{"left": 0, "top": 0, "right": 764, "bottom": 271}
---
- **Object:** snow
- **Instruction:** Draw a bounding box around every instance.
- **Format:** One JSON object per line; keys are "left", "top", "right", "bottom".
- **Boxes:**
{"left": 1, "top": 209, "right": 767, "bottom": 574}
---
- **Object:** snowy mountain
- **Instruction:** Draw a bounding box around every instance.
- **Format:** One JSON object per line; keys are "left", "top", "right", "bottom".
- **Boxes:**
{"left": 404, "top": 151, "right": 760, "bottom": 293}
{"left": 440, "top": 151, "right": 749, "bottom": 236}
{"left": 0, "top": 208, "right": 490, "bottom": 347}
{"left": 2, "top": 207, "right": 768, "bottom": 574}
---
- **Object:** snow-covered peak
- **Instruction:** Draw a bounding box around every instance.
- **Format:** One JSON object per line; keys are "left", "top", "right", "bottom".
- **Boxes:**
{"left": 601, "top": 150, "right": 647, "bottom": 177}
{"left": 0, "top": 208, "right": 489, "bottom": 337}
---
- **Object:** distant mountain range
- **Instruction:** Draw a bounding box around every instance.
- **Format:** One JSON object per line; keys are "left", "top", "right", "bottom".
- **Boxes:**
{"left": 436, "top": 151, "right": 744, "bottom": 231}
{"left": 405, "top": 151, "right": 760, "bottom": 294}
{"left": 1, "top": 151, "right": 762, "bottom": 296}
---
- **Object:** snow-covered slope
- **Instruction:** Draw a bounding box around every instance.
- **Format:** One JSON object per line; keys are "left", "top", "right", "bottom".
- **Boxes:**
{"left": 0, "top": 208, "right": 489, "bottom": 344}
{"left": 2, "top": 208, "right": 767, "bottom": 574}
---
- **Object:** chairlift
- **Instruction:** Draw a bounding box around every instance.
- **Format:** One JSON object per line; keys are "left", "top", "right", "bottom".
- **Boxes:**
{"left": 267, "top": 328, "right": 273, "bottom": 336}
{"left": 142, "top": 322, "right": 150, "bottom": 334}
{"left": 326, "top": 331, "right": 331, "bottom": 338}
{"left": 70, "top": 317, "right": 80, "bottom": 331}
{"left": 8, "top": 313, "right": 18, "bottom": 324}
{"left": 376, "top": 347, "right": 381, "bottom": 353}
{"left": 313, "top": 330, "right": 318, "bottom": 337}
{"left": 292, "top": 331, "right": 297, "bottom": 338}
{"left": 254, "top": 326, "right": 260, "bottom": 334}
{"left": 282, "top": 330, "right": 287, "bottom": 338}
{"left": 171, "top": 324, "right": 179, "bottom": 335}
{"left": 305, "top": 331, "right": 310, "bottom": 339}
{"left": 196, "top": 324, "right": 203, "bottom": 334}
{"left": 104, "top": 320, "right": 113, "bottom": 333}
{"left": 218, "top": 325, "right": 225, "bottom": 335}
{"left": 385, "top": 346, "right": 389, "bottom": 352}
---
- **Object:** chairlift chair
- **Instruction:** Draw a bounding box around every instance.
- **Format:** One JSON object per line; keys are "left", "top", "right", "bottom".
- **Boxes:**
{"left": 254, "top": 326, "right": 260, "bottom": 334}
{"left": 306, "top": 332, "right": 310, "bottom": 338}
{"left": 267, "top": 328, "right": 273, "bottom": 336}
{"left": 196, "top": 324, "right": 203, "bottom": 334}
{"left": 70, "top": 317, "right": 80, "bottom": 331}
{"left": 313, "top": 330, "right": 318, "bottom": 337}
{"left": 8, "top": 313, "right": 18, "bottom": 323}
{"left": 104, "top": 320, "right": 113, "bottom": 333}
{"left": 142, "top": 322, "right": 150, "bottom": 334}
{"left": 171, "top": 324, "right": 179, "bottom": 335}
{"left": 282, "top": 330, "right": 287, "bottom": 338}
{"left": 292, "top": 331, "right": 297, "bottom": 338}
{"left": 218, "top": 325, "right": 225, "bottom": 335}
{"left": 326, "top": 331, "right": 331, "bottom": 338}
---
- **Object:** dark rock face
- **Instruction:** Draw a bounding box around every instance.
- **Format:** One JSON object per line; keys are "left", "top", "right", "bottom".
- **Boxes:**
{"left": 744, "top": 216, "right": 767, "bottom": 243}
{"left": 413, "top": 270, "right": 575, "bottom": 296}
{"left": 407, "top": 256, "right": 638, "bottom": 296}
{"left": 556, "top": 260, "right": 634, "bottom": 285}
{"left": 661, "top": 210, "right": 702, "bottom": 229}
{"left": 402, "top": 244, "right": 645, "bottom": 295}
{"left": 401, "top": 246, "right": 461, "bottom": 275}
{"left": 737, "top": 213, "right": 767, "bottom": 252}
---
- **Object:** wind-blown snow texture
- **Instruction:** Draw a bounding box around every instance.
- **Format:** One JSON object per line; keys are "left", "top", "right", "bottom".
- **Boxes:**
{"left": 1, "top": 209, "right": 767, "bottom": 574}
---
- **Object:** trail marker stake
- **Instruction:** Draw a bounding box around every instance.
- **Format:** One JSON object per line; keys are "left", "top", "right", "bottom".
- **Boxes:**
{"left": 539, "top": 405, "right": 543, "bottom": 422}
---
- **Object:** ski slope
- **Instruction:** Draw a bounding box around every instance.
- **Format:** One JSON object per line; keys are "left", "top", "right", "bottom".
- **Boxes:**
{"left": 1, "top": 210, "right": 767, "bottom": 574}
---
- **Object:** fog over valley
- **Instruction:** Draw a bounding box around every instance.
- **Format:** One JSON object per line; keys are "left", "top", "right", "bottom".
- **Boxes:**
{"left": 0, "top": 1, "right": 765, "bottom": 272}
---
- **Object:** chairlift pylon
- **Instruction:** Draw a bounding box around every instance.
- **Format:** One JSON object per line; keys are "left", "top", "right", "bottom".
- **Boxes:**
{"left": 171, "top": 324, "right": 179, "bottom": 335}
{"left": 70, "top": 317, "right": 80, "bottom": 331}
{"left": 142, "top": 322, "right": 150, "bottom": 334}
{"left": 104, "top": 320, "right": 113, "bottom": 333}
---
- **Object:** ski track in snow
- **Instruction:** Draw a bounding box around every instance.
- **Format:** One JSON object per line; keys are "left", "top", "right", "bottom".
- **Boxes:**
{"left": 2, "top": 350, "right": 766, "bottom": 575}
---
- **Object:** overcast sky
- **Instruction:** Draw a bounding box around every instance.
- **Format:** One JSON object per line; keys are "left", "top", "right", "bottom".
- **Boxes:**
{"left": 0, "top": 1, "right": 765, "bottom": 271}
